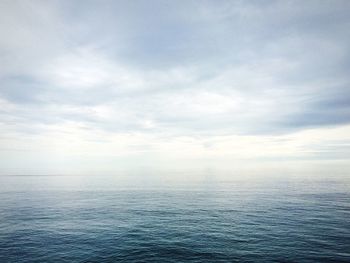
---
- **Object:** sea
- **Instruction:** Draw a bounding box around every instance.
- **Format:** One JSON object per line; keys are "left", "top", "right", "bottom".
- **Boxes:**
{"left": 0, "top": 174, "right": 349, "bottom": 262}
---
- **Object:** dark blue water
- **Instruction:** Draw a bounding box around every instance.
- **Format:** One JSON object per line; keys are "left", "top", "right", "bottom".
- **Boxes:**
{"left": 0, "top": 175, "right": 349, "bottom": 262}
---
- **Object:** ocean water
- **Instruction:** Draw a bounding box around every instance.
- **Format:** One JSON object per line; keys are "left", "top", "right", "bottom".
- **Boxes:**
{"left": 0, "top": 175, "right": 349, "bottom": 262}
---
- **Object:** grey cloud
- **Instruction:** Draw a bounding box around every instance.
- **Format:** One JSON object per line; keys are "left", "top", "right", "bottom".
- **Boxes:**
{"left": 0, "top": 76, "right": 45, "bottom": 104}
{"left": 281, "top": 89, "right": 350, "bottom": 129}
{"left": 0, "top": 0, "right": 350, "bottom": 136}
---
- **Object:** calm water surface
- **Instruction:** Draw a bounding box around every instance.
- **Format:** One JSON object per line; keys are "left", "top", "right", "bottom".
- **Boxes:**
{"left": 0, "top": 175, "right": 349, "bottom": 262}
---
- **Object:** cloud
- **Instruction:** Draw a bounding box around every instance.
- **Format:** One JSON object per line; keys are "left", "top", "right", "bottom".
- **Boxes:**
{"left": 0, "top": 0, "right": 350, "bottom": 174}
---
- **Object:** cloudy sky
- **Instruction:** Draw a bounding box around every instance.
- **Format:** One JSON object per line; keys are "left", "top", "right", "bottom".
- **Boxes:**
{"left": 0, "top": 0, "right": 350, "bottom": 176}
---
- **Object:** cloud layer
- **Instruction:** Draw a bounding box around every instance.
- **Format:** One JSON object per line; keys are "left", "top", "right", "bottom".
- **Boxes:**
{"left": 1, "top": 0, "right": 350, "bottom": 174}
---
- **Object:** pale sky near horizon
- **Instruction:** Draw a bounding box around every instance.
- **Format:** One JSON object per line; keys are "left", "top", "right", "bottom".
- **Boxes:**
{"left": 0, "top": 0, "right": 350, "bottom": 176}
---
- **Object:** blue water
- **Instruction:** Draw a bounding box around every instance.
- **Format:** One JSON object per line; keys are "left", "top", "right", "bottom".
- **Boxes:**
{"left": 0, "top": 175, "right": 349, "bottom": 262}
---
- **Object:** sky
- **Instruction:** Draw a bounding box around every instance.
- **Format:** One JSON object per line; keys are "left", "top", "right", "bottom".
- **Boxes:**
{"left": 0, "top": 0, "right": 350, "bottom": 176}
